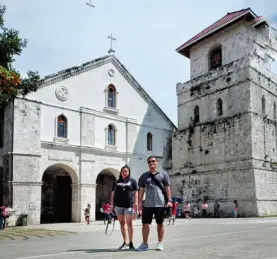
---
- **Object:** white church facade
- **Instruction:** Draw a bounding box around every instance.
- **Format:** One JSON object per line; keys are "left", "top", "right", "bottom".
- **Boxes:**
{"left": 0, "top": 55, "right": 176, "bottom": 225}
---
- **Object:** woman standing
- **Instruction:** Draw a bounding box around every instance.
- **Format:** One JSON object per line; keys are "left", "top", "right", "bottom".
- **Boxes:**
{"left": 183, "top": 201, "right": 191, "bottom": 220}
{"left": 110, "top": 165, "right": 138, "bottom": 250}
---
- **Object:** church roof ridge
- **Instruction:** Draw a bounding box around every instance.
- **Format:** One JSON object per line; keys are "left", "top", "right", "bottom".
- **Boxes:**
{"left": 39, "top": 55, "right": 177, "bottom": 130}
{"left": 176, "top": 7, "right": 265, "bottom": 58}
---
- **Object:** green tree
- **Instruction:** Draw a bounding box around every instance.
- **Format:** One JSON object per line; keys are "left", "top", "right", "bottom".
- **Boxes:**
{"left": 0, "top": 5, "right": 40, "bottom": 107}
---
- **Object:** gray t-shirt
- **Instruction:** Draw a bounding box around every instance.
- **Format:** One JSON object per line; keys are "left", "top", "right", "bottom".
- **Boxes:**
{"left": 138, "top": 171, "right": 170, "bottom": 208}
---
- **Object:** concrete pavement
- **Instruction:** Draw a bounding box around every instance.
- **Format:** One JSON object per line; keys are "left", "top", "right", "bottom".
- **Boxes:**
{"left": 1, "top": 217, "right": 277, "bottom": 259}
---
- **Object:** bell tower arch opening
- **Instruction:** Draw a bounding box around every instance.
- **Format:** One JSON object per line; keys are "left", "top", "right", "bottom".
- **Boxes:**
{"left": 41, "top": 163, "right": 78, "bottom": 224}
{"left": 95, "top": 168, "right": 118, "bottom": 220}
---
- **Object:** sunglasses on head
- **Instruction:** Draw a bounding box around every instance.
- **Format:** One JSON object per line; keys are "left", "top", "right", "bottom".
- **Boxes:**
{"left": 148, "top": 160, "right": 156, "bottom": 164}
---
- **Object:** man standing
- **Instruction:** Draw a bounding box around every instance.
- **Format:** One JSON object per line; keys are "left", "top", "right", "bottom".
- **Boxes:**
{"left": 137, "top": 156, "right": 172, "bottom": 251}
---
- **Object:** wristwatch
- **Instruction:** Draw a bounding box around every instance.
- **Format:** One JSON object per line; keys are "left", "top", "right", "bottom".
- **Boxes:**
{"left": 168, "top": 199, "right": 172, "bottom": 202}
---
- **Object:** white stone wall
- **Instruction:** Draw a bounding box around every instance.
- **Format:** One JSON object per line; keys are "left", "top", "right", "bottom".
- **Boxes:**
{"left": 189, "top": 20, "right": 269, "bottom": 79}
{"left": 177, "top": 56, "right": 251, "bottom": 130}
{"left": 174, "top": 19, "right": 277, "bottom": 216}
{"left": 171, "top": 166, "right": 257, "bottom": 217}
{"left": 3, "top": 57, "right": 174, "bottom": 225}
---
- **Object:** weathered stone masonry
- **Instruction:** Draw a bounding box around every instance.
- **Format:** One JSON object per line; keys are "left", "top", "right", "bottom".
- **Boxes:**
{"left": 172, "top": 10, "right": 277, "bottom": 216}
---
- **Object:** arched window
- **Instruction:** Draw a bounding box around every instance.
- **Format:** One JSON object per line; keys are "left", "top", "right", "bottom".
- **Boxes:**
{"left": 57, "top": 115, "right": 67, "bottom": 138}
{"left": 209, "top": 45, "right": 222, "bottom": 70}
{"left": 147, "top": 132, "right": 153, "bottom": 151}
{"left": 262, "top": 96, "right": 266, "bottom": 114}
{"left": 107, "top": 124, "right": 115, "bottom": 145}
{"left": 217, "top": 98, "right": 223, "bottom": 116}
{"left": 273, "top": 102, "right": 276, "bottom": 120}
{"left": 194, "top": 105, "right": 200, "bottom": 123}
{"left": 107, "top": 84, "right": 116, "bottom": 108}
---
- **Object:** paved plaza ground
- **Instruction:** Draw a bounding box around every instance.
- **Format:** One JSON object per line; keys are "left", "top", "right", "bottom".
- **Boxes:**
{"left": 1, "top": 217, "right": 277, "bottom": 259}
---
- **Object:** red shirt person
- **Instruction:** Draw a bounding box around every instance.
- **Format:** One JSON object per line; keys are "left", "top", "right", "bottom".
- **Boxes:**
{"left": 102, "top": 201, "right": 111, "bottom": 214}
{"left": 172, "top": 201, "right": 178, "bottom": 216}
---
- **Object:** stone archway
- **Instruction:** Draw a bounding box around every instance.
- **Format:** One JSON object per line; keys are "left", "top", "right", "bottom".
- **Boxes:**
{"left": 40, "top": 164, "right": 78, "bottom": 223}
{"left": 95, "top": 168, "right": 118, "bottom": 220}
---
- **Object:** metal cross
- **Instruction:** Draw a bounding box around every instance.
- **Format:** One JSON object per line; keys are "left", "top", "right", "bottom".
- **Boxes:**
{"left": 86, "top": 0, "right": 95, "bottom": 9}
{"left": 107, "top": 33, "right": 116, "bottom": 54}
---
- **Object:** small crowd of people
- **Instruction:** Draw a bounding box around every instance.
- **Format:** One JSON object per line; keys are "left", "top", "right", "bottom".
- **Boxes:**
{"left": 169, "top": 199, "right": 239, "bottom": 219}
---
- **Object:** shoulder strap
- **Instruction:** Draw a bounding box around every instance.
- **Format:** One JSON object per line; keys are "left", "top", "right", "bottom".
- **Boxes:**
{"left": 149, "top": 172, "right": 168, "bottom": 204}
{"left": 149, "top": 172, "right": 165, "bottom": 192}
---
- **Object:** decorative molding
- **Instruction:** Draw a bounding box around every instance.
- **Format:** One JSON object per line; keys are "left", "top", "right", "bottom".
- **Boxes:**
{"left": 80, "top": 183, "right": 97, "bottom": 188}
{"left": 41, "top": 141, "right": 132, "bottom": 157}
{"left": 55, "top": 86, "right": 69, "bottom": 101}
{"left": 80, "top": 159, "right": 96, "bottom": 163}
{"left": 108, "top": 68, "right": 115, "bottom": 77}
{"left": 37, "top": 55, "right": 176, "bottom": 130}
{"left": 11, "top": 181, "right": 43, "bottom": 186}
{"left": 80, "top": 106, "right": 137, "bottom": 124}
{"left": 102, "top": 161, "right": 121, "bottom": 167}
{"left": 105, "top": 145, "right": 117, "bottom": 151}
{"left": 71, "top": 183, "right": 97, "bottom": 188}
{"left": 18, "top": 97, "right": 172, "bottom": 132}
{"left": 53, "top": 137, "right": 70, "bottom": 144}
{"left": 48, "top": 155, "right": 73, "bottom": 162}
{"left": 3, "top": 152, "right": 41, "bottom": 157}
{"left": 103, "top": 106, "right": 119, "bottom": 115}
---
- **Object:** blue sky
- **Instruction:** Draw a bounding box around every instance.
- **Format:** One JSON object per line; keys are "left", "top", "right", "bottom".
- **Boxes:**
{"left": 2, "top": 0, "right": 277, "bottom": 125}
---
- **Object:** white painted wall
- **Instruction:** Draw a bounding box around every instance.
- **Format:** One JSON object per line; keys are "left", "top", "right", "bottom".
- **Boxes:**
{"left": 27, "top": 62, "right": 171, "bottom": 129}
{"left": 25, "top": 57, "right": 173, "bottom": 170}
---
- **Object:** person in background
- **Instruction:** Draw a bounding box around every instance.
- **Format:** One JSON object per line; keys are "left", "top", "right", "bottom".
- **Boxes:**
{"left": 84, "top": 204, "right": 91, "bottom": 224}
{"left": 183, "top": 201, "right": 191, "bottom": 220}
{"left": 177, "top": 204, "right": 182, "bottom": 218}
{"left": 169, "top": 200, "right": 178, "bottom": 225}
{"left": 0, "top": 206, "right": 7, "bottom": 230}
{"left": 233, "top": 200, "right": 238, "bottom": 218}
{"left": 102, "top": 201, "right": 112, "bottom": 224}
{"left": 214, "top": 200, "right": 220, "bottom": 218}
{"left": 201, "top": 201, "right": 208, "bottom": 218}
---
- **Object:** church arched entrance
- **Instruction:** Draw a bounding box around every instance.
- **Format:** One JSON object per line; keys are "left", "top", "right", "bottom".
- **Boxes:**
{"left": 95, "top": 168, "right": 118, "bottom": 220}
{"left": 40, "top": 164, "right": 77, "bottom": 224}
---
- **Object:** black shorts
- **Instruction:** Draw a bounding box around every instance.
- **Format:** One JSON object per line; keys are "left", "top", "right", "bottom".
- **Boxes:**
{"left": 142, "top": 207, "right": 164, "bottom": 225}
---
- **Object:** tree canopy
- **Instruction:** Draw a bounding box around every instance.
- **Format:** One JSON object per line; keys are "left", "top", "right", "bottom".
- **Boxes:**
{"left": 0, "top": 5, "right": 40, "bottom": 107}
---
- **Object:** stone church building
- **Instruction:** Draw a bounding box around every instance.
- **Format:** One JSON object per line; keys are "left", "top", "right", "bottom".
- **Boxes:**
{"left": 172, "top": 8, "right": 277, "bottom": 216}
{"left": 0, "top": 55, "right": 175, "bottom": 225}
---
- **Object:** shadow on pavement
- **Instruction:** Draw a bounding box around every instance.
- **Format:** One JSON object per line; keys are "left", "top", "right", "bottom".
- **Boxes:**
{"left": 68, "top": 248, "right": 156, "bottom": 253}
{"left": 68, "top": 248, "right": 132, "bottom": 253}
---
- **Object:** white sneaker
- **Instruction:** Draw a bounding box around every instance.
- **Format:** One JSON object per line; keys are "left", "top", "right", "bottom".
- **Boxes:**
{"left": 156, "top": 242, "right": 163, "bottom": 251}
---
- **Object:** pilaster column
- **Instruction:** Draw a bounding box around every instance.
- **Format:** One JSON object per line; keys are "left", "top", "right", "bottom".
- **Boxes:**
{"left": 72, "top": 183, "right": 97, "bottom": 222}
{"left": 12, "top": 181, "right": 42, "bottom": 226}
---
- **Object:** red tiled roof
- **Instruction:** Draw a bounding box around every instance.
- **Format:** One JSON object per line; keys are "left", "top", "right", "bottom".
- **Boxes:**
{"left": 176, "top": 8, "right": 257, "bottom": 57}
{"left": 249, "top": 16, "right": 265, "bottom": 25}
